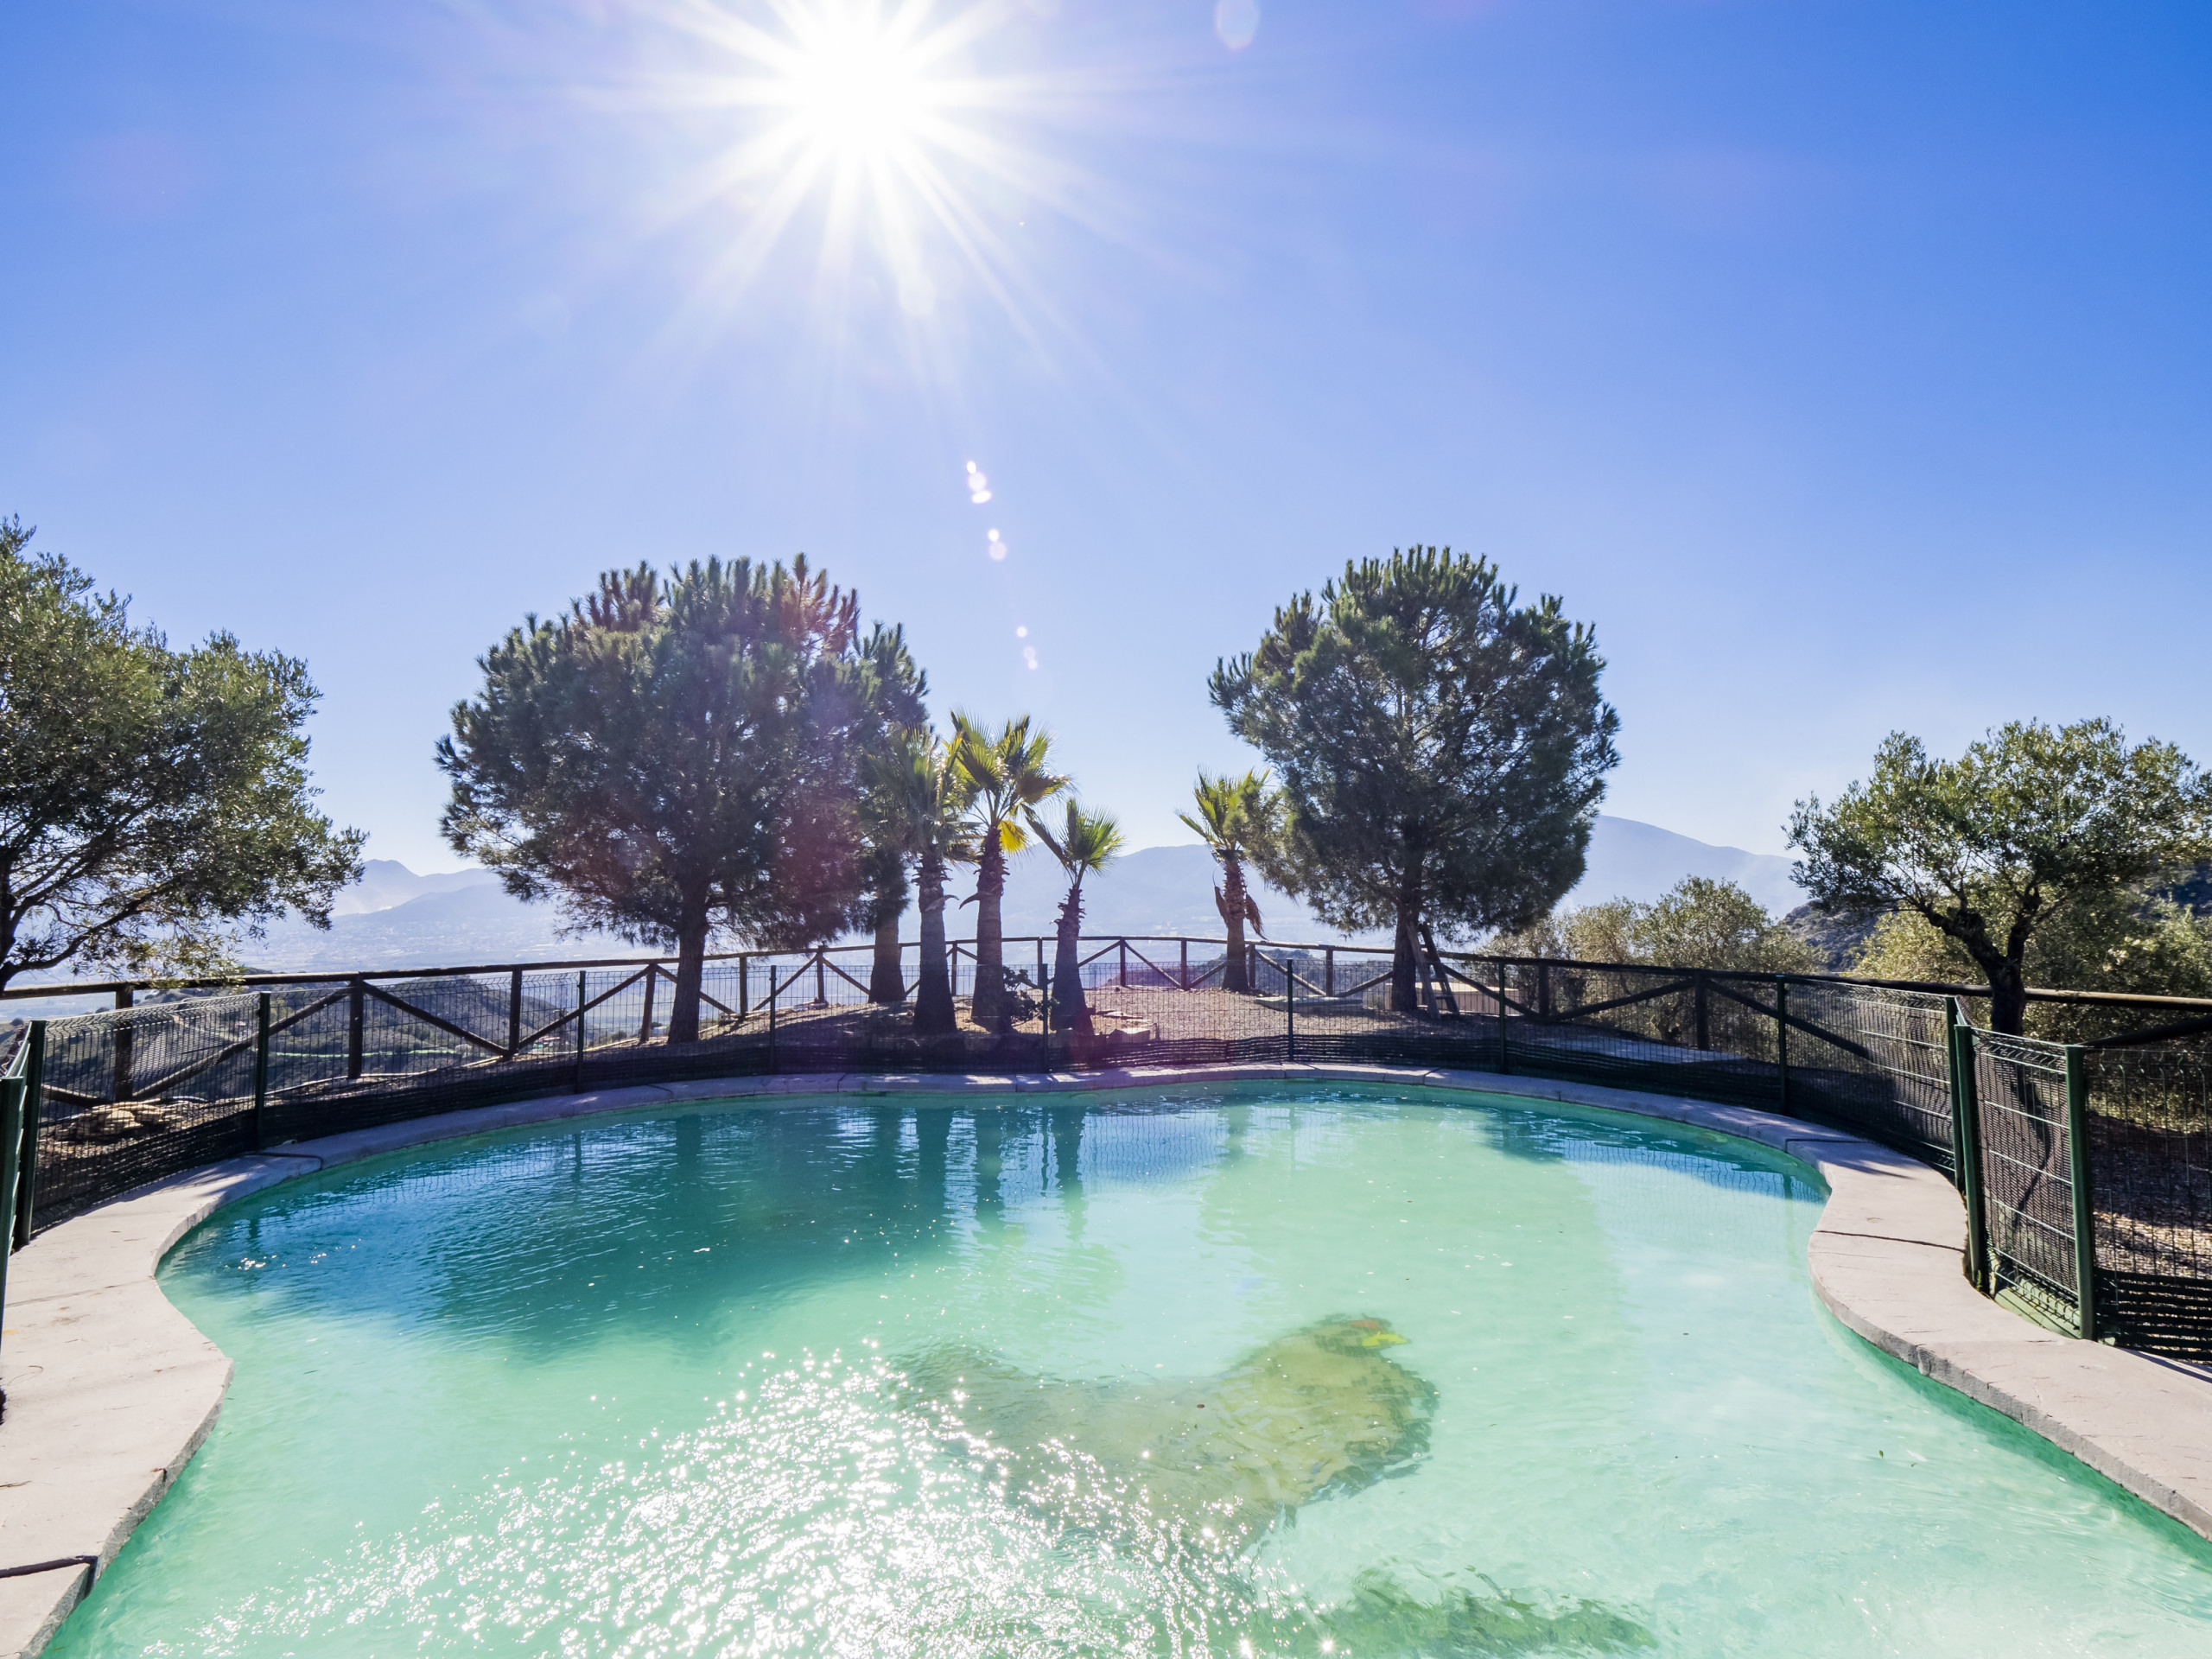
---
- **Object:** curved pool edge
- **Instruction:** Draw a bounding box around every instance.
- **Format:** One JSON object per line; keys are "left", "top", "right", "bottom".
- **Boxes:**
{"left": 3, "top": 1062, "right": 2209, "bottom": 1656}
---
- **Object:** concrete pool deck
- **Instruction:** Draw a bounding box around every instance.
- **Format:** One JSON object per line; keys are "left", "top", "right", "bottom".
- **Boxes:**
{"left": 3, "top": 1063, "right": 2209, "bottom": 1656}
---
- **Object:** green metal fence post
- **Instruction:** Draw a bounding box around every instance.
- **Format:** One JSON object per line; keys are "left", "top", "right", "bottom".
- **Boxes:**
{"left": 1951, "top": 1017, "right": 1989, "bottom": 1293}
{"left": 0, "top": 1074, "right": 23, "bottom": 1382}
{"left": 12, "top": 1021, "right": 45, "bottom": 1249}
{"left": 575, "top": 971, "right": 587, "bottom": 1092}
{"left": 252, "top": 993, "right": 271, "bottom": 1153}
{"left": 2064, "top": 1043, "right": 2101, "bottom": 1341}
{"left": 1775, "top": 977, "right": 1791, "bottom": 1115}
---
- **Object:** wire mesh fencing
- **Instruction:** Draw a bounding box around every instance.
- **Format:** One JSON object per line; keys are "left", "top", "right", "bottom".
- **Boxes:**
{"left": 2082, "top": 1035, "right": 2212, "bottom": 1357}
{"left": 32, "top": 993, "right": 264, "bottom": 1227}
{"left": 1964, "top": 1028, "right": 2092, "bottom": 1335}
{"left": 8, "top": 938, "right": 2212, "bottom": 1362}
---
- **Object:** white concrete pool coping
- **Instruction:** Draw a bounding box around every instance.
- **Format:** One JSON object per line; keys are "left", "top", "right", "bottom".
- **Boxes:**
{"left": 3, "top": 1063, "right": 2209, "bottom": 1656}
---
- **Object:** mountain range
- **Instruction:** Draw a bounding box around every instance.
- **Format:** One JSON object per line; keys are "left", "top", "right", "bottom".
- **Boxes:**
{"left": 232, "top": 816, "right": 1804, "bottom": 972}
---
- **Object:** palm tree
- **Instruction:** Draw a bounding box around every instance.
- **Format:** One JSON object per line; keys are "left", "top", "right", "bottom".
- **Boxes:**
{"left": 1179, "top": 769, "right": 1274, "bottom": 994}
{"left": 1024, "top": 800, "right": 1125, "bottom": 1036}
{"left": 952, "top": 714, "right": 1069, "bottom": 1029}
{"left": 868, "top": 732, "right": 977, "bottom": 1036}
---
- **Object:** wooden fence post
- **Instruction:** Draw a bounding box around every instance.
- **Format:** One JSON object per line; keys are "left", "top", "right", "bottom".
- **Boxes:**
{"left": 638, "top": 963, "right": 658, "bottom": 1045}
{"left": 346, "top": 977, "right": 366, "bottom": 1081}
{"left": 574, "top": 971, "right": 587, "bottom": 1092}
{"left": 252, "top": 993, "right": 271, "bottom": 1153}
{"left": 112, "top": 985, "right": 134, "bottom": 1103}
{"left": 1775, "top": 976, "right": 1791, "bottom": 1114}
{"left": 12, "top": 1021, "right": 45, "bottom": 1248}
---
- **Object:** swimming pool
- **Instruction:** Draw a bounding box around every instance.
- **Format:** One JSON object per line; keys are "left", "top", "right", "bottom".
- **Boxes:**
{"left": 47, "top": 1085, "right": 2212, "bottom": 1656}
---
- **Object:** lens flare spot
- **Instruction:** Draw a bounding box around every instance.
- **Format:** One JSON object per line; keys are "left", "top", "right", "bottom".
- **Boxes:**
{"left": 966, "top": 461, "right": 992, "bottom": 504}
{"left": 1022, "top": 645, "right": 1039, "bottom": 671}
{"left": 987, "top": 529, "right": 1007, "bottom": 561}
{"left": 1215, "top": 0, "right": 1260, "bottom": 51}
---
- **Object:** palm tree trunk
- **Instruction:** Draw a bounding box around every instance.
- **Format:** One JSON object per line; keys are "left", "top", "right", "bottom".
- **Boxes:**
{"left": 972, "top": 836, "right": 1007, "bottom": 1027}
{"left": 869, "top": 911, "right": 905, "bottom": 1003}
{"left": 1219, "top": 855, "right": 1249, "bottom": 995}
{"left": 915, "top": 848, "right": 956, "bottom": 1035}
{"left": 1053, "top": 885, "right": 1091, "bottom": 1035}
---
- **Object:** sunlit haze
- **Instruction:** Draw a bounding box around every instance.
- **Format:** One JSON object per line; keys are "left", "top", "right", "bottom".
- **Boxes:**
{"left": 6, "top": 2, "right": 2209, "bottom": 873}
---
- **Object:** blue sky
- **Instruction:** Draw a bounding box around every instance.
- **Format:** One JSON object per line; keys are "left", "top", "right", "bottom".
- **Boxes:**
{"left": 5, "top": 1, "right": 2209, "bottom": 877}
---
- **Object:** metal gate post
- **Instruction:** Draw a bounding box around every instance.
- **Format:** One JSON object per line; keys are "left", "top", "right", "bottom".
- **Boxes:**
{"left": 2063, "top": 1044, "right": 2100, "bottom": 1341}
{"left": 252, "top": 993, "right": 271, "bottom": 1152}
{"left": 1951, "top": 1016, "right": 1989, "bottom": 1292}
{"left": 766, "top": 966, "right": 779, "bottom": 1071}
{"left": 1694, "top": 972, "right": 1710, "bottom": 1052}
{"left": 507, "top": 968, "right": 524, "bottom": 1057}
{"left": 1282, "top": 955, "right": 1295, "bottom": 1063}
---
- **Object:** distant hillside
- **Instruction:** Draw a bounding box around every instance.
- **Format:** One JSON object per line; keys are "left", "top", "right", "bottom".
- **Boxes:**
{"left": 213, "top": 815, "right": 1804, "bottom": 971}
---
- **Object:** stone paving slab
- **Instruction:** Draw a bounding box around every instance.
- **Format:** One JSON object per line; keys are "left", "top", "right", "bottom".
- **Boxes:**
{"left": 4, "top": 1063, "right": 2210, "bottom": 1656}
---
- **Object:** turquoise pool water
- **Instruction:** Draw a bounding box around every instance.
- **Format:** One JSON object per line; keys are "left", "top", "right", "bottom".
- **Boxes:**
{"left": 48, "top": 1085, "right": 2212, "bottom": 1656}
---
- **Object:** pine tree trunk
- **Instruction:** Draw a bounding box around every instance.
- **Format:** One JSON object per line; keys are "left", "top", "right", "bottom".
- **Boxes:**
{"left": 972, "top": 836, "right": 1007, "bottom": 1027}
{"left": 1389, "top": 863, "right": 1423, "bottom": 1014}
{"left": 670, "top": 894, "right": 709, "bottom": 1044}
{"left": 869, "top": 911, "right": 905, "bottom": 1003}
{"left": 1053, "top": 884, "right": 1090, "bottom": 1034}
{"left": 915, "top": 849, "right": 956, "bottom": 1035}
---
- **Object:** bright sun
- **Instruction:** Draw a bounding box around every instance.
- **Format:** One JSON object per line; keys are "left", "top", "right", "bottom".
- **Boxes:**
{"left": 645, "top": 1, "right": 1075, "bottom": 332}
{"left": 781, "top": 15, "right": 936, "bottom": 161}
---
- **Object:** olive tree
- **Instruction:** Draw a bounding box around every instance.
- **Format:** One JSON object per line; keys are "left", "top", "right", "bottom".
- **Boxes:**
{"left": 1788, "top": 719, "right": 2212, "bottom": 1034}
{"left": 0, "top": 518, "right": 363, "bottom": 988}
{"left": 1211, "top": 547, "right": 1618, "bottom": 1011}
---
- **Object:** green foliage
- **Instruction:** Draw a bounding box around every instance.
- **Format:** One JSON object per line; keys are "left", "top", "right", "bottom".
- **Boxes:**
{"left": 438, "top": 556, "right": 923, "bottom": 1040}
{"left": 1026, "top": 799, "right": 1125, "bottom": 1034}
{"left": 1854, "top": 888, "right": 2212, "bottom": 1042}
{"left": 1211, "top": 547, "right": 1618, "bottom": 1011}
{"left": 1179, "top": 767, "right": 1276, "bottom": 994}
{"left": 0, "top": 518, "right": 363, "bottom": 988}
{"left": 1493, "top": 878, "right": 1819, "bottom": 975}
{"left": 1789, "top": 719, "right": 2212, "bottom": 1033}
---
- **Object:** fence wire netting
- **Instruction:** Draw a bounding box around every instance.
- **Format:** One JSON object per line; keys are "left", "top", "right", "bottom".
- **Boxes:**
{"left": 35, "top": 993, "right": 264, "bottom": 1227}
{"left": 2084, "top": 1035, "right": 2212, "bottom": 1357}
{"left": 1969, "top": 1031, "right": 2086, "bottom": 1332}
{"left": 7, "top": 939, "right": 2211, "bottom": 1361}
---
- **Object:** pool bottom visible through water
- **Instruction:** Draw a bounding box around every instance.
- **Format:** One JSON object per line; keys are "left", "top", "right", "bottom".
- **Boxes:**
{"left": 47, "top": 1084, "right": 2212, "bottom": 1657}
